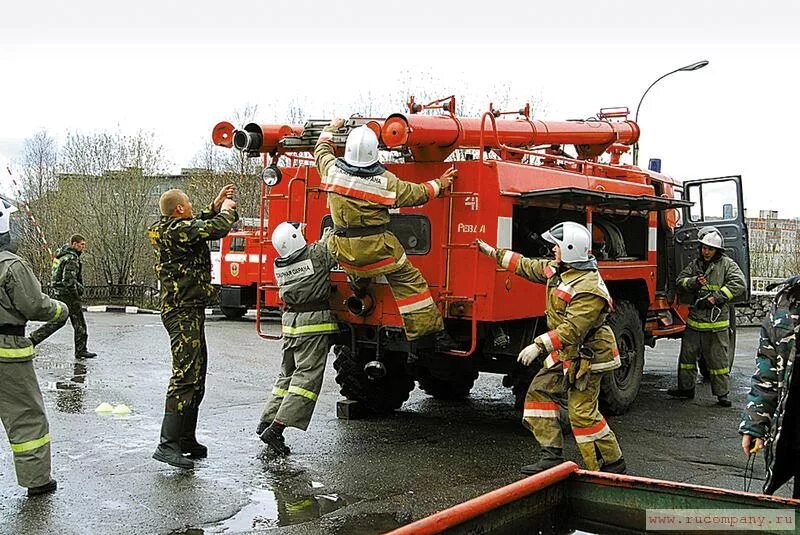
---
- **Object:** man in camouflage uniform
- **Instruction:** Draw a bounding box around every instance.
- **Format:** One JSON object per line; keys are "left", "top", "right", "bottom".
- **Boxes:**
{"left": 0, "top": 198, "right": 69, "bottom": 496}
{"left": 314, "top": 118, "right": 457, "bottom": 348}
{"left": 51, "top": 234, "right": 96, "bottom": 358}
{"left": 147, "top": 185, "right": 238, "bottom": 469}
{"left": 477, "top": 222, "right": 626, "bottom": 474}
{"left": 669, "top": 227, "right": 746, "bottom": 407}
{"left": 256, "top": 222, "right": 338, "bottom": 456}
{"left": 739, "top": 276, "right": 800, "bottom": 497}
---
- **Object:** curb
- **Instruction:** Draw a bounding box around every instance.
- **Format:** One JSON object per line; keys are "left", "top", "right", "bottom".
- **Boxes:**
{"left": 85, "top": 305, "right": 159, "bottom": 315}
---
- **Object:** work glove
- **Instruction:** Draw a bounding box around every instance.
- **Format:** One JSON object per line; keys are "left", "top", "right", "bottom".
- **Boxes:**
{"left": 518, "top": 343, "right": 542, "bottom": 366}
{"left": 475, "top": 239, "right": 497, "bottom": 259}
{"left": 693, "top": 297, "right": 713, "bottom": 310}
{"left": 567, "top": 358, "right": 592, "bottom": 391}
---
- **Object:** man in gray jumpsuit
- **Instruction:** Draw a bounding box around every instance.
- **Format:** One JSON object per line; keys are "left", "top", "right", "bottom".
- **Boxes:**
{"left": 257, "top": 222, "right": 338, "bottom": 455}
{"left": 0, "top": 198, "right": 69, "bottom": 496}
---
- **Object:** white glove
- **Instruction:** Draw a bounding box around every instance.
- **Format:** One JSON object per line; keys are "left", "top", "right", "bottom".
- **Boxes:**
{"left": 476, "top": 239, "right": 497, "bottom": 259}
{"left": 518, "top": 343, "right": 543, "bottom": 366}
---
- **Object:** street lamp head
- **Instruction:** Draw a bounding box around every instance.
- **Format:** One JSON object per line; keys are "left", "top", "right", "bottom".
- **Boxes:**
{"left": 680, "top": 60, "right": 709, "bottom": 72}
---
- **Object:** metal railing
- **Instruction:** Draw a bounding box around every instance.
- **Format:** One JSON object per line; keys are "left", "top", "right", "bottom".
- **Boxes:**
{"left": 44, "top": 284, "right": 160, "bottom": 310}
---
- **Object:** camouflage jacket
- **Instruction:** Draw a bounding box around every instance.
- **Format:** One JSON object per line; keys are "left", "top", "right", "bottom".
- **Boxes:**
{"left": 277, "top": 230, "right": 339, "bottom": 338}
{"left": 739, "top": 283, "right": 800, "bottom": 494}
{"left": 0, "top": 249, "right": 69, "bottom": 363}
{"left": 314, "top": 125, "right": 447, "bottom": 278}
{"left": 677, "top": 254, "right": 746, "bottom": 332}
{"left": 147, "top": 204, "right": 238, "bottom": 311}
{"left": 51, "top": 244, "right": 84, "bottom": 297}
{"left": 495, "top": 250, "right": 620, "bottom": 373}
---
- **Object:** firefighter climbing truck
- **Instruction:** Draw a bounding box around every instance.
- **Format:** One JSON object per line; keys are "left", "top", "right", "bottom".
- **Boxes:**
{"left": 212, "top": 96, "right": 750, "bottom": 414}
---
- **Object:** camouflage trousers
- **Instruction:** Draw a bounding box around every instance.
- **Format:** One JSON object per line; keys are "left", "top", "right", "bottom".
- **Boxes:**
{"left": 260, "top": 334, "right": 332, "bottom": 431}
{"left": 350, "top": 261, "right": 444, "bottom": 341}
{"left": 523, "top": 365, "right": 623, "bottom": 471}
{"left": 678, "top": 327, "right": 730, "bottom": 397}
{"left": 56, "top": 293, "right": 87, "bottom": 355}
{"left": 161, "top": 307, "right": 208, "bottom": 414}
{"left": 0, "top": 360, "right": 52, "bottom": 488}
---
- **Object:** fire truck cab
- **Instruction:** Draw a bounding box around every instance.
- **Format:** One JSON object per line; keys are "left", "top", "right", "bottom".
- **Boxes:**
{"left": 212, "top": 98, "right": 749, "bottom": 415}
{"left": 212, "top": 218, "right": 267, "bottom": 319}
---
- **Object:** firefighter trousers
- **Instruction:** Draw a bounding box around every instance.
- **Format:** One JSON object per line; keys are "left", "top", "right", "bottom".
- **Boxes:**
{"left": 161, "top": 307, "right": 208, "bottom": 414}
{"left": 260, "top": 334, "right": 332, "bottom": 431}
{"left": 0, "top": 361, "right": 52, "bottom": 488}
{"left": 523, "top": 365, "right": 622, "bottom": 471}
{"left": 351, "top": 260, "right": 444, "bottom": 341}
{"left": 678, "top": 327, "right": 730, "bottom": 397}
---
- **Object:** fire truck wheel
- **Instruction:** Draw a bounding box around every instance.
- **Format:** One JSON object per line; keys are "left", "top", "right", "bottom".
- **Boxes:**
{"left": 699, "top": 306, "right": 736, "bottom": 381}
{"left": 220, "top": 306, "right": 246, "bottom": 320}
{"left": 417, "top": 364, "right": 479, "bottom": 401}
{"left": 601, "top": 300, "right": 645, "bottom": 415}
{"left": 332, "top": 345, "right": 414, "bottom": 414}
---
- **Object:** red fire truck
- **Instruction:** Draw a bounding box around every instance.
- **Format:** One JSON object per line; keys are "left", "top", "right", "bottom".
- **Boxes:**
{"left": 211, "top": 218, "right": 269, "bottom": 319}
{"left": 212, "top": 97, "right": 749, "bottom": 414}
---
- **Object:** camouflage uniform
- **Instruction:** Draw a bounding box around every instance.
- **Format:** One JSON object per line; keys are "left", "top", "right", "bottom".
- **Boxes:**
{"left": 259, "top": 232, "right": 338, "bottom": 431}
{"left": 1, "top": 247, "right": 69, "bottom": 489}
{"left": 314, "top": 126, "right": 446, "bottom": 340}
{"left": 51, "top": 244, "right": 88, "bottom": 355}
{"left": 676, "top": 253, "right": 746, "bottom": 397}
{"left": 148, "top": 202, "right": 237, "bottom": 464}
{"left": 739, "top": 280, "right": 800, "bottom": 496}
{"left": 495, "top": 249, "right": 624, "bottom": 471}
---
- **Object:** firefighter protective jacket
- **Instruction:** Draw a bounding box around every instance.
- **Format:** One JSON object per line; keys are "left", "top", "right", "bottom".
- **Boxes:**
{"left": 495, "top": 249, "right": 620, "bottom": 373}
{"left": 677, "top": 253, "right": 746, "bottom": 332}
{"left": 739, "top": 282, "right": 800, "bottom": 494}
{"left": 276, "top": 232, "right": 339, "bottom": 338}
{"left": 314, "top": 125, "right": 446, "bottom": 278}
{"left": 0, "top": 250, "right": 68, "bottom": 363}
{"left": 147, "top": 204, "right": 238, "bottom": 311}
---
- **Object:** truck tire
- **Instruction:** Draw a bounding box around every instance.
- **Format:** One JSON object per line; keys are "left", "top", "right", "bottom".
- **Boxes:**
{"left": 699, "top": 307, "right": 736, "bottom": 380}
{"left": 220, "top": 306, "right": 246, "bottom": 320}
{"left": 601, "top": 300, "right": 645, "bottom": 415}
{"left": 332, "top": 345, "right": 414, "bottom": 414}
{"left": 417, "top": 365, "right": 478, "bottom": 401}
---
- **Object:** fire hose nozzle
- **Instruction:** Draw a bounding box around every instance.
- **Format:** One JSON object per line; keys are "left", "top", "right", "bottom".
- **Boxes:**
{"left": 346, "top": 293, "right": 375, "bottom": 317}
{"left": 363, "top": 360, "right": 387, "bottom": 380}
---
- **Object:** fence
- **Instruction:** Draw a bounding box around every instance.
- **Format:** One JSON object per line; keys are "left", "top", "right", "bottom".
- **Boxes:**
{"left": 44, "top": 284, "right": 160, "bottom": 310}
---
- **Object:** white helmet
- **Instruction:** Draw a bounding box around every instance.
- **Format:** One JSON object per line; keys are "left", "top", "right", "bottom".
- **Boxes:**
{"left": 344, "top": 125, "right": 379, "bottom": 167}
{"left": 0, "top": 198, "right": 18, "bottom": 235}
{"left": 542, "top": 221, "right": 591, "bottom": 264}
{"left": 272, "top": 221, "right": 307, "bottom": 258}
{"left": 698, "top": 226, "right": 723, "bottom": 249}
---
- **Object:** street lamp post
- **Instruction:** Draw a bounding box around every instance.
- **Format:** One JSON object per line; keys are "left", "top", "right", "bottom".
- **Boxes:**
{"left": 632, "top": 60, "right": 709, "bottom": 167}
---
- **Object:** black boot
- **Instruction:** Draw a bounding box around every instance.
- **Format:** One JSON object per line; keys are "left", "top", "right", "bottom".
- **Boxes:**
{"left": 521, "top": 447, "right": 564, "bottom": 475}
{"left": 27, "top": 479, "right": 57, "bottom": 496}
{"left": 601, "top": 457, "right": 627, "bottom": 474}
{"left": 76, "top": 350, "right": 97, "bottom": 359}
{"left": 434, "top": 331, "right": 459, "bottom": 352}
{"left": 255, "top": 419, "right": 272, "bottom": 436}
{"left": 717, "top": 395, "right": 732, "bottom": 408}
{"left": 180, "top": 407, "right": 207, "bottom": 459}
{"left": 260, "top": 424, "right": 290, "bottom": 456}
{"left": 153, "top": 412, "right": 194, "bottom": 469}
{"left": 667, "top": 388, "right": 695, "bottom": 400}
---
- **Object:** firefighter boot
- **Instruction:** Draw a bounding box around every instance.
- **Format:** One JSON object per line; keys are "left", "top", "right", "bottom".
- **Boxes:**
{"left": 520, "top": 447, "right": 564, "bottom": 475}
{"left": 260, "top": 423, "right": 290, "bottom": 456}
{"left": 667, "top": 388, "right": 695, "bottom": 400}
{"left": 153, "top": 412, "right": 194, "bottom": 469}
{"left": 27, "top": 479, "right": 58, "bottom": 497}
{"left": 434, "top": 330, "right": 459, "bottom": 352}
{"left": 255, "top": 419, "right": 272, "bottom": 436}
{"left": 717, "top": 395, "right": 732, "bottom": 408}
{"left": 180, "top": 407, "right": 207, "bottom": 459}
{"left": 601, "top": 457, "right": 627, "bottom": 474}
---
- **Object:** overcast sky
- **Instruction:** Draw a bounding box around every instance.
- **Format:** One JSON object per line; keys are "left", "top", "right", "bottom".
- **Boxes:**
{"left": 1, "top": 1, "right": 798, "bottom": 216}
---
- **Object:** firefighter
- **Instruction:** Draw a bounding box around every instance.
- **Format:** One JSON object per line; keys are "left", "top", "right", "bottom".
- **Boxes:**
{"left": 0, "top": 198, "right": 69, "bottom": 496}
{"left": 147, "top": 185, "right": 238, "bottom": 469}
{"left": 476, "top": 222, "right": 626, "bottom": 474}
{"left": 52, "top": 234, "right": 96, "bottom": 359}
{"left": 739, "top": 276, "right": 800, "bottom": 497}
{"left": 314, "top": 119, "right": 457, "bottom": 348}
{"left": 256, "top": 222, "right": 338, "bottom": 456}
{"left": 668, "top": 226, "right": 745, "bottom": 407}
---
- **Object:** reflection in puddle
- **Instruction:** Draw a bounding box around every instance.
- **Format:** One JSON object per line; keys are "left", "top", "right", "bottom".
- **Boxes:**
{"left": 50, "top": 361, "right": 88, "bottom": 413}
{"left": 200, "top": 462, "right": 351, "bottom": 532}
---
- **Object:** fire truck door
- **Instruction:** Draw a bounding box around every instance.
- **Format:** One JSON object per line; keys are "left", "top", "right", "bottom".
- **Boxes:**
{"left": 673, "top": 175, "right": 750, "bottom": 303}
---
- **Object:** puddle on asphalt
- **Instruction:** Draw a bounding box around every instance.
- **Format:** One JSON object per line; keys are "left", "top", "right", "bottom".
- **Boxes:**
{"left": 46, "top": 361, "right": 88, "bottom": 413}
{"left": 326, "top": 512, "right": 404, "bottom": 534}
{"left": 198, "top": 473, "right": 352, "bottom": 532}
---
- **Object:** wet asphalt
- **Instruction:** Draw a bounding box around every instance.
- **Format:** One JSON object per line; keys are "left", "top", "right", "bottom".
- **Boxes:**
{"left": 0, "top": 312, "right": 787, "bottom": 534}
